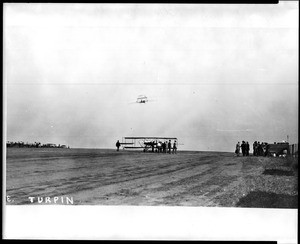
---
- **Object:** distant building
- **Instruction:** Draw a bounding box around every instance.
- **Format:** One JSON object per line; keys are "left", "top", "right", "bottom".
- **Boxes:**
{"left": 60, "top": 145, "right": 67, "bottom": 148}
{"left": 46, "top": 143, "right": 56, "bottom": 148}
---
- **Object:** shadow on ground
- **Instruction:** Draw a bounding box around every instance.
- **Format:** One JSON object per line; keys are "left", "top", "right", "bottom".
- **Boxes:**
{"left": 236, "top": 191, "right": 298, "bottom": 208}
{"left": 263, "top": 169, "right": 295, "bottom": 176}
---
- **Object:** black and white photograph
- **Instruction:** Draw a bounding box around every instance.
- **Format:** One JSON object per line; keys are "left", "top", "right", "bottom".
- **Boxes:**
{"left": 3, "top": 2, "right": 298, "bottom": 241}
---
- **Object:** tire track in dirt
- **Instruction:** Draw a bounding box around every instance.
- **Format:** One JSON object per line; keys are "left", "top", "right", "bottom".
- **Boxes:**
{"left": 78, "top": 156, "right": 230, "bottom": 205}
{"left": 44, "top": 155, "right": 217, "bottom": 200}
{"left": 10, "top": 149, "right": 286, "bottom": 206}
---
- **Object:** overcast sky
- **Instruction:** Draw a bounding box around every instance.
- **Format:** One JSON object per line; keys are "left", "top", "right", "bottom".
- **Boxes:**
{"left": 4, "top": 3, "right": 298, "bottom": 151}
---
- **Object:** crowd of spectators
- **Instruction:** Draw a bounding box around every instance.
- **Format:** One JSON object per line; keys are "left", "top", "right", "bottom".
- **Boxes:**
{"left": 6, "top": 141, "right": 69, "bottom": 148}
{"left": 235, "top": 140, "right": 269, "bottom": 157}
{"left": 253, "top": 141, "right": 269, "bottom": 156}
{"left": 147, "top": 140, "right": 177, "bottom": 154}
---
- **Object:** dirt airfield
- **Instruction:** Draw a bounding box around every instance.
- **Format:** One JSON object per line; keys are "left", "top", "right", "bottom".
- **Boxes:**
{"left": 6, "top": 148, "right": 298, "bottom": 208}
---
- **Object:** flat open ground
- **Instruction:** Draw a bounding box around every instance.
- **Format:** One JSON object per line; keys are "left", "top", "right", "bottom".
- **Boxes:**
{"left": 5, "top": 148, "right": 298, "bottom": 208}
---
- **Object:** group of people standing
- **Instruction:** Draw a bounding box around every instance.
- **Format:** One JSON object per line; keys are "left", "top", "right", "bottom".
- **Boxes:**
{"left": 235, "top": 141, "right": 250, "bottom": 156}
{"left": 235, "top": 141, "right": 269, "bottom": 157}
{"left": 253, "top": 141, "right": 269, "bottom": 156}
{"left": 151, "top": 140, "right": 177, "bottom": 154}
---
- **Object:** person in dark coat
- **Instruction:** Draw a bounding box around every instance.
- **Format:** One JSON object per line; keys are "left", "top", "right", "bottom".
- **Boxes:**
{"left": 162, "top": 141, "right": 166, "bottom": 153}
{"left": 172, "top": 141, "right": 177, "bottom": 154}
{"left": 116, "top": 140, "right": 121, "bottom": 151}
{"left": 257, "top": 142, "right": 262, "bottom": 156}
{"left": 168, "top": 140, "right": 172, "bottom": 154}
{"left": 253, "top": 141, "right": 257, "bottom": 156}
{"left": 151, "top": 141, "right": 155, "bottom": 152}
{"left": 246, "top": 142, "right": 250, "bottom": 156}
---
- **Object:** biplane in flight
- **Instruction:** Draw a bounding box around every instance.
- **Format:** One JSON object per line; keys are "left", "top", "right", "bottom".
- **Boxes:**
{"left": 120, "top": 137, "right": 178, "bottom": 152}
{"left": 129, "top": 95, "right": 155, "bottom": 104}
{"left": 136, "top": 95, "right": 148, "bottom": 103}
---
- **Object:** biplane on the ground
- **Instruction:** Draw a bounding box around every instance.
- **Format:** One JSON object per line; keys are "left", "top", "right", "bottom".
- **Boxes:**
{"left": 120, "top": 137, "right": 178, "bottom": 152}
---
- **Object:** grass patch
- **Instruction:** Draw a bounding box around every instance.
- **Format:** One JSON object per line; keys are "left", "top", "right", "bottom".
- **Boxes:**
{"left": 280, "top": 156, "right": 298, "bottom": 172}
{"left": 236, "top": 191, "right": 298, "bottom": 208}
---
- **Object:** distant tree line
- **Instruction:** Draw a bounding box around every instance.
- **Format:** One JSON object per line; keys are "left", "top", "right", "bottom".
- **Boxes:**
{"left": 6, "top": 141, "right": 70, "bottom": 149}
